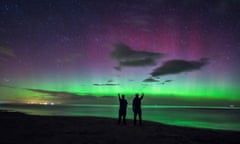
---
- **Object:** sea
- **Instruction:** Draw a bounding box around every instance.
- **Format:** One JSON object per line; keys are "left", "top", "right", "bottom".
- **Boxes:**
{"left": 1, "top": 104, "right": 240, "bottom": 131}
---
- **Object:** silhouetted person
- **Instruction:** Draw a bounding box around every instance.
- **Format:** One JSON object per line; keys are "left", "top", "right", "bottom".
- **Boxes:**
{"left": 132, "top": 93, "right": 144, "bottom": 126}
{"left": 118, "top": 94, "right": 128, "bottom": 125}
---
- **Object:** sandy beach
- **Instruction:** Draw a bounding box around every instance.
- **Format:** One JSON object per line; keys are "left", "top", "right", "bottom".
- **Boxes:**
{"left": 0, "top": 111, "right": 239, "bottom": 144}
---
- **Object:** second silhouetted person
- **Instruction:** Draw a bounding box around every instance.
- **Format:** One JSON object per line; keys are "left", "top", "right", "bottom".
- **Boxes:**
{"left": 132, "top": 93, "right": 144, "bottom": 126}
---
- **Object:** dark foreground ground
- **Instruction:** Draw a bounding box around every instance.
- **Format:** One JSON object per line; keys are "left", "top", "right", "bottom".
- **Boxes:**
{"left": 0, "top": 111, "right": 239, "bottom": 144}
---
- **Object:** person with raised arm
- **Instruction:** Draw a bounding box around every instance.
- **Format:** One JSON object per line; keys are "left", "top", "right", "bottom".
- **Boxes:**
{"left": 132, "top": 93, "right": 144, "bottom": 126}
{"left": 118, "top": 93, "right": 128, "bottom": 125}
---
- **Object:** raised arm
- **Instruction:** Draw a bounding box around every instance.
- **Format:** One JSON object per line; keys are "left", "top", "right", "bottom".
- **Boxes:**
{"left": 118, "top": 93, "right": 121, "bottom": 100}
{"left": 140, "top": 93, "right": 144, "bottom": 99}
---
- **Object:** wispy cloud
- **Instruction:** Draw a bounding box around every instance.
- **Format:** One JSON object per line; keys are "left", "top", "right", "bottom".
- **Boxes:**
{"left": 93, "top": 83, "right": 120, "bottom": 86}
{"left": 0, "top": 46, "right": 16, "bottom": 63}
{"left": 142, "top": 77, "right": 159, "bottom": 82}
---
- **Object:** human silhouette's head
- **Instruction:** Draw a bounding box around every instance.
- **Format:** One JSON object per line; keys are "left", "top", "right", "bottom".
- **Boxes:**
{"left": 136, "top": 93, "right": 139, "bottom": 98}
{"left": 121, "top": 95, "right": 125, "bottom": 99}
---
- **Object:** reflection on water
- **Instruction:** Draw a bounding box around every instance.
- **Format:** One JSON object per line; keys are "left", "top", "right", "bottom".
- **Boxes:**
{"left": 1, "top": 104, "right": 240, "bottom": 131}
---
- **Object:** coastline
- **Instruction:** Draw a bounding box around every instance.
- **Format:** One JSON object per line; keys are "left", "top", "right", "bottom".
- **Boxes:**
{"left": 0, "top": 111, "right": 239, "bottom": 144}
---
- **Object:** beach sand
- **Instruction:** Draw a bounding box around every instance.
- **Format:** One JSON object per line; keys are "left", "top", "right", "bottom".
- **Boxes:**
{"left": 0, "top": 111, "right": 239, "bottom": 144}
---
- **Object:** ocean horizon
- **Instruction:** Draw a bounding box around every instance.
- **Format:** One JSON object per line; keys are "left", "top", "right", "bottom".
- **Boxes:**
{"left": 1, "top": 103, "right": 240, "bottom": 131}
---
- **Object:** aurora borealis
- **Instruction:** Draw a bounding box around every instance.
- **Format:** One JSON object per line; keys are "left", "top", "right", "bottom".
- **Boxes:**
{"left": 0, "top": 0, "right": 240, "bottom": 106}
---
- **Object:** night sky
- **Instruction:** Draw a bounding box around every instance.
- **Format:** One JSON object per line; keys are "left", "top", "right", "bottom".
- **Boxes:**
{"left": 0, "top": 0, "right": 240, "bottom": 105}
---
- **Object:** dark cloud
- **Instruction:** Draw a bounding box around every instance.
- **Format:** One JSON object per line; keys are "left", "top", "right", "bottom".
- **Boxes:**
{"left": 111, "top": 43, "right": 164, "bottom": 67}
{"left": 159, "top": 80, "right": 173, "bottom": 85}
{"left": 25, "top": 88, "right": 125, "bottom": 104}
{"left": 93, "top": 83, "right": 120, "bottom": 86}
{"left": 165, "top": 80, "right": 172, "bottom": 82}
{"left": 25, "top": 88, "right": 80, "bottom": 98}
{"left": 2, "top": 85, "right": 81, "bottom": 98}
{"left": 119, "top": 58, "right": 156, "bottom": 67}
{"left": 0, "top": 84, "right": 79, "bottom": 98}
{"left": 0, "top": 84, "right": 15, "bottom": 88}
{"left": 107, "top": 80, "right": 113, "bottom": 83}
{"left": 0, "top": 85, "right": 82, "bottom": 101}
{"left": 0, "top": 85, "right": 104, "bottom": 103}
{"left": 143, "top": 77, "right": 159, "bottom": 82}
{"left": 151, "top": 58, "right": 208, "bottom": 77}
